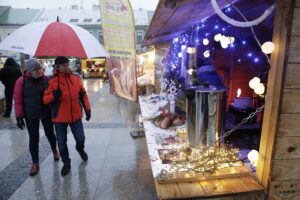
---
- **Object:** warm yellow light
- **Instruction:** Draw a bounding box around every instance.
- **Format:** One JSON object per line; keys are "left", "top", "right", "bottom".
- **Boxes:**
{"left": 140, "top": 56, "right": 144, "bottom": 64}
{"left": 237, "top": 88, "right": 241, "bottom": 97}
{"left": 187, "top": 47, "right": 196, "bottom": 54}
{"left": 261, "top": 41, "right": 275, "bottom": 54}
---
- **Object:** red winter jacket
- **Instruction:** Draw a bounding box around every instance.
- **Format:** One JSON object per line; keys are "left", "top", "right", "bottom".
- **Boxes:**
{"left": 43, "top": 70, "right": 91, "bottom": 123}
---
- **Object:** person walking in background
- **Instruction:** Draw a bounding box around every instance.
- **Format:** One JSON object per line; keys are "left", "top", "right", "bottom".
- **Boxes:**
{"left": 43, "top": 56, "right": 91, "bottom": 176}
{"left": 44, "top": 61, "right": 54, "bottom": 76}
{"left": 0, "top": 58, "right": 22, "bottom": 117}
{"left": 14, "top": 58, "right": 60, "bottom": 176}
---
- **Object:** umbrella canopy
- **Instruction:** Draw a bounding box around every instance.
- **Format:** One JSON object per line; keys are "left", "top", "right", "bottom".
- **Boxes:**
{"left": 0, "top": 21, "right": 108, "bottom": 58}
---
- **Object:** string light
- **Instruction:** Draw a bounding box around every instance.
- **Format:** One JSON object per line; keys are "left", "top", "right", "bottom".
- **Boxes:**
{"left": 261, "top": 41, "right": 275, "bottom": 54}
{"left": 203, "top": 38, "right": 209, "bottom": 45}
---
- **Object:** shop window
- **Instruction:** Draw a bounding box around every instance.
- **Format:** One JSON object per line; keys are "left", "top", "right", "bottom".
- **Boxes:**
{"left": 98, "top": 32, "right": 104, "bottom": 44}
{"left": 83, "top": 19, "right": 92, "bottom": 22}
{"left": 136, "top": 32, "right": 143, "bottom": 44}
{"left": 70, "top": 19, "right": 79, "bottom": 23}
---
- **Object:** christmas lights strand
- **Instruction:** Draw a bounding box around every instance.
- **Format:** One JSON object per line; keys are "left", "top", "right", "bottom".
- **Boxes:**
{"left": 224, "top": 0, "right": 271, "bottom": 65}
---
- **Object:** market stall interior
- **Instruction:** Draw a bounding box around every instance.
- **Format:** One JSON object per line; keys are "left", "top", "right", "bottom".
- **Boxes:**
{"left": 139, "top": 0, "right": 277, "bottom": 198}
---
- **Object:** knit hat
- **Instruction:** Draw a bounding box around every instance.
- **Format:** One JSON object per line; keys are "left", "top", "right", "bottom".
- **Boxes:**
{"left": 26, "top": 59, "right": 43, "bottom": 73}
{"left": 55, "top": 56, "right": 69, "bottom": 65}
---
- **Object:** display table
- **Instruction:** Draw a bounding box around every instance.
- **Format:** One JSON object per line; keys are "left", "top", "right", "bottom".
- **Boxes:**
{"left": 139, "top": 96, "right": 264, "bottom": 200}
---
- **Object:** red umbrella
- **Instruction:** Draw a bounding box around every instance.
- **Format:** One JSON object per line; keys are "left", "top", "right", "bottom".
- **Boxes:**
{"left": 0, "top": 20, "right": 108, "bottom": 58}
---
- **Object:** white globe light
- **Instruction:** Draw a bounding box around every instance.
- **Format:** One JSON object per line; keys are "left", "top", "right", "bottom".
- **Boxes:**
{"left": 203, "top": 50, "right": 210, "bottom": 58}
{"left": 254, "top": 83, "right": 265, "bottom": 95}
{"left": 203, "top": 38, "right": 209, "bottom": 45}
{"left": 188, "top": 68, "right": 194, "bottom": 75}
{"left": 181, "top": 45, "right": 187, "bottom": 50}
{"left": 249, "top": 77, "right": 261, "bottom": 89}
{"left": 187, "top": 47, "right": 196, "bottom": 54}
{"left": 178, "top": 52, "right": 183, "bottom": 58}
{"left": 262, "top": 41, "right": 275, "bottom": 54}
{"left": 214, "top": 33, "right": 222, "bottom": 41}
{"left": 247, "top": 150, "right": 259, "bottom": 167}
{"left": 221, "top": 42, "right": 229, "bottom": 49}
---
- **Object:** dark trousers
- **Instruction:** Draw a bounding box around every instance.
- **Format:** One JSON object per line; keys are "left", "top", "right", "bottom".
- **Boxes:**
{"left": 25, "top": 116, "right": 57, "bottom": 163}
{"left": 54, "top": 120, "right": 85, "bottom": 165}
{"left": 4, "top": 88, "right": 13, "bottom": 116}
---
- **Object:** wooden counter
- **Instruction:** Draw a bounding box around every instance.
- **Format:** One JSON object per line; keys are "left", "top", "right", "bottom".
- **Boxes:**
{"left": 139, "top": 96, "right": 265, "bottom": 199}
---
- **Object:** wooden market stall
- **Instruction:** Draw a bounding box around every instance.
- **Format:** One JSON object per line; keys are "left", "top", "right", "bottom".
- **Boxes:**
{"left": 140, "top": 0, "right": 299, "bottom": 199}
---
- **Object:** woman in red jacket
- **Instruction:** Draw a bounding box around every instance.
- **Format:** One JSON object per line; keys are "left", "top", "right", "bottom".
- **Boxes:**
{"left": 14, "top": 59, "right": 60, "bottom": 176}
{"left": 43, "top": 56, "right": 91, "bottom": 176}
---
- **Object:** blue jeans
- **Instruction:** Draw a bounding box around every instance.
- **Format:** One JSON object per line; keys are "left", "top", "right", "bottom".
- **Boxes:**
{"left": 54, "top": 120, "right": 85, "bottom": 164}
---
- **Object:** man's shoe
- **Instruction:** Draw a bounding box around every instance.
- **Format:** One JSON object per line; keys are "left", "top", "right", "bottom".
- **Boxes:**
{"left": 53, "top": 149, "right": 60, "bottom": 161}
{"left": 79, "top": 151, "right": 88, "bottom": 162}
{"left": 29, "top": 163, "right": 39, "bottom": 176}
{"left": 61, "top": 164, "right": 71, "bottom": 176}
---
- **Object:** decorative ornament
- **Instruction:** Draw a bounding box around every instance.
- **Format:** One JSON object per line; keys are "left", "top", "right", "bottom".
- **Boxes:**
{"left": 203, "top": 50, "right": 210, "bottom": 58}
{"left": 203, "top": 38, "right": 209, "bottom": 45}
{"left": 211, "top": 0, "right": 276, "bottom": 27}
{"left": 261, "top": 41, "right": 275, "bottom": 54}
{"left": 254, "top": 83, "right": 265, "bottom": 95}
{"left": 249, "top": 77, "right": 261, "bottom": 89}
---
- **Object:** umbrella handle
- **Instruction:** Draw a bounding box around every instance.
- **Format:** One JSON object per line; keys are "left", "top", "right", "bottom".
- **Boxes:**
{"left": 57, "top": 69, "right": 60, "bottom": 90}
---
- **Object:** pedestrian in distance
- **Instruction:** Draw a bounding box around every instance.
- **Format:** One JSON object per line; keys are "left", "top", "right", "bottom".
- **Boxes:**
{"left": 13, "top": 58, "right": 60, "bottom": 176}
{"left": 43, "top": 56, "right": 91, "bottom": 176}
{"left": 0, "top": 57, "right": 22, "bottom": 117}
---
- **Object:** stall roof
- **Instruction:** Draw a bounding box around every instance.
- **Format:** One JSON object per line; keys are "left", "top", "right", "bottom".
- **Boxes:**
{"left": 142, "top": 0, "right": 273, "bottom": 46}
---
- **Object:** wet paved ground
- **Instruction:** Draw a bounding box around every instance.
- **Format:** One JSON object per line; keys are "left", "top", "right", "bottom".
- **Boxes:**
{"left": 0, "top": 79, "right": 157, "bottom": 200}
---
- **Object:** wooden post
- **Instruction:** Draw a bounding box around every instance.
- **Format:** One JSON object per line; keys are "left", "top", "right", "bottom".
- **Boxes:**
{"left": 256, "top": 0, "right": 295, "bottom": 190}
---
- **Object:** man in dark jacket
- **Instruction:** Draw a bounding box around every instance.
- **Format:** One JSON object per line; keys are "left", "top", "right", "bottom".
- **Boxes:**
{"left": 0, "top": 58, "right": 22, "bottom": 117}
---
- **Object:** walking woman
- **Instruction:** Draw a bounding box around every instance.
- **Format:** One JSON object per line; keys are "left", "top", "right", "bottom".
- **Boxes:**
{"left": 13, "top": 59, "right": 60, "bottom": 176}
{"left": 0, "top": 58, "right": 22, "bottom": 117}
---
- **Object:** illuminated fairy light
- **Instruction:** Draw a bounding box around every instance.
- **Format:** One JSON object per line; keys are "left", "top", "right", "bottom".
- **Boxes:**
{"left": 203, "top": 38, "right": 209, "bottom": 45}
{"left": 178, "top": 52, "right": 183, "bottom": 58}
{"left": 203, "top": 50, "right": 210, "bottom": 58}
{"left": 174, "top": 37, "right": 179, "bottom": 42}
{"left": 181, "top": 45, "right": 187, "bottom": 50}
{"left": 249, "top": 77, "right": 261, "bottom": 89}
{"left": 261, "top": 41, "right": 275, "bottom": 54}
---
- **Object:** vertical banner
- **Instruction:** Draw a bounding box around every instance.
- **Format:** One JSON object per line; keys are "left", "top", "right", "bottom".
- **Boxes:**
{"left": 99, "top": 0, "right": 137, "bottom": 101}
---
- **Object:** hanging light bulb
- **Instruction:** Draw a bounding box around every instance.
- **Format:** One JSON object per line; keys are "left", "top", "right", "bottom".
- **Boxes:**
{"left": 181, "top": 45, "right": 187, "bottom": 50}
{"left": 203, "top": 50, "right": 210, "bottom": 58}
{"left": 178, "top": 52, "right": 183, "bottom": 58}
{"left": 249, "top": 77, "right": 261, "bottom": 89}
{"left": 203, "top": 38, "right": 209, "bottom": 45}
{"left": 254, "top": 83, "right": 265, "bottom": 95}
{"left": 214, "top": 33, "right": 222, "bottom": 41}
{"left": 247, "top": 150, "right": 259, "bottom": 167}
{"left": 187, "top": 47, "right": 196, "bottom": 54}
{"left": 261, "top": 41, "right": 275, "bottom": 54}
{"left": 188, "top": 68, "right": 194, "bottom": 75}
{"left": 221, "top": 42, "right": 229, "bottom": 49}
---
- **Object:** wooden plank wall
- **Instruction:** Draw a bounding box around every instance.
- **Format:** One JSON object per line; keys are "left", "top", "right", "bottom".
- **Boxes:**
{"left": 269, "top": 0, "right": 300, "bottom": 199}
